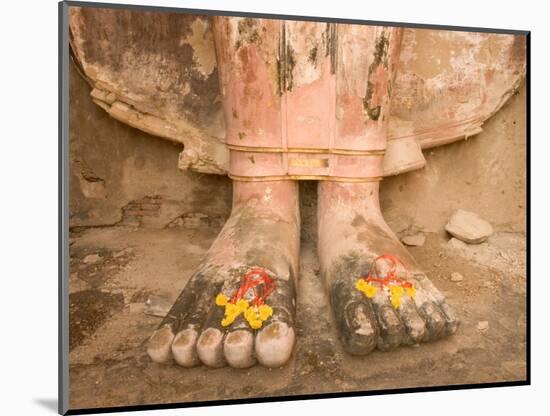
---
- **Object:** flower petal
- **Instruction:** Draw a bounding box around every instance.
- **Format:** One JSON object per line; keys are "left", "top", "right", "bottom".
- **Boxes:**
{"left": 215, "top": 293, "right": 228, "bottom": 306}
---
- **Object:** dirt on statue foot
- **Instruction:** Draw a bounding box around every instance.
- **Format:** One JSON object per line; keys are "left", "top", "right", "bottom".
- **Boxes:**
{"left": 318, "top": 181, "right": 459, "bottom": 355}
{"left": 147, "top": 181, "right": 300, "bottom": 368}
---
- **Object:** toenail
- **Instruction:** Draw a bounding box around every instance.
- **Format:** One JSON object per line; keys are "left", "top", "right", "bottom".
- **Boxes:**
{"left": 149, "top": 325, "right": 173, "bottom": 348}
{"left": 226, "top": 331, "right": 245, "bottom": 343}
{"left": 173, "top": 331, "right": 192, "bottom": 347}
{"left": 199, "top": 329, "right": 217, "bottom": 346}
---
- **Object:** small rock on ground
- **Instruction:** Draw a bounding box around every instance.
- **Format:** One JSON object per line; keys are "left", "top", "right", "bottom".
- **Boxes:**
{"left": 450, "top": 272, "right": 464, "bottom": 282}
{"left": 114, "top": 248, "right": 133, "bottom": 258}
{"left": 83, "top": 254, "right": 102, "bottom": 264}
{"left": 447, "top": 237, "right": 468, "bottom": 250}
{"left": 477, "top": 321, "right": 489, "bottom": 331}
{"left": 144, "top": 295, "right": 172, "bottom": 317}
{"left": 128, "top": 302, "right": 144, "bottom": 314}
{"left": 445, "top": 210, "right": 493, "bottom": 244}
{"left": 401, "top": 234, "right": 426, "bottom": 247}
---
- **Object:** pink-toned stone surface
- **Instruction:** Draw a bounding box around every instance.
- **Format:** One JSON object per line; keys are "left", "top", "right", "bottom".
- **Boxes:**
{"left": 69, "top": 8, "right": 526, "bottom": 177}
{"left": 214, "top": 19, "right": 401, "bottom": 180}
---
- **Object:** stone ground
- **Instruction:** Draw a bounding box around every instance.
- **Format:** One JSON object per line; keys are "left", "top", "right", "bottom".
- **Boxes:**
{"left": 68, "top": 198, "right": 527, "bottom": 411}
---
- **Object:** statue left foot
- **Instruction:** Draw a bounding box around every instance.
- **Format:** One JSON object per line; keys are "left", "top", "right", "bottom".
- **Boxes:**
{"left": 318, "top": 181, "right": 459, "bottom": 355}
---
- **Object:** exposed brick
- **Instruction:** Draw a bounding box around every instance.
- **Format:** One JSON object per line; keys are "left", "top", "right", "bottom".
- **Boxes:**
{"left": 121, "top": 195, "right": 163, "bottom": 226}
{"left": 122, "top": 209, "right": 143, "bottom": 216}
{"left": 139, "top": 203, "right": 161, "bottom": 210}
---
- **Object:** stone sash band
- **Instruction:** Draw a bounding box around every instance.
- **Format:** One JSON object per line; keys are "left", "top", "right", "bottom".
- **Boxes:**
{"left": 228, "top": 145, "right": 385, "bottom": 182}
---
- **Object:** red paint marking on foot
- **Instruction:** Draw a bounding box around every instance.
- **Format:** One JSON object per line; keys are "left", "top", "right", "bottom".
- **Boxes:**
{"left": 361, "top": 254, "right": 413, "bottom": 290}
{"left": 231, "top": 267, "right": 276, "bottom": 307}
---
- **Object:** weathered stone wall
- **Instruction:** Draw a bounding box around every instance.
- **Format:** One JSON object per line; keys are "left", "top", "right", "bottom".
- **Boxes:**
{"left": 70, "top": 57, "right": 525, "bottom": 236}
{"left": 69, "top": 8, "right": 525, "bottom": 178}
{"left": 69, "top": 60, "right": 232, "bottom": 228}
{"left": 381, "top": 85, "right": 526, "bottom": 235}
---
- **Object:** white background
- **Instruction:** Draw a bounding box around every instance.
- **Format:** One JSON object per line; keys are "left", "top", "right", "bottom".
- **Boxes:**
{"left": 0, "top": 0, "right": 547, "bottom": 414}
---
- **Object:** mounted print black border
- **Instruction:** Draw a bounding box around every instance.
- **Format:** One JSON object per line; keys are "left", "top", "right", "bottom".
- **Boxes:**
{"left": 58, "top": 1, "right": 531, "bottom": 414}
{"left": 59, "top": 2, "right": 70, "bottom": 414}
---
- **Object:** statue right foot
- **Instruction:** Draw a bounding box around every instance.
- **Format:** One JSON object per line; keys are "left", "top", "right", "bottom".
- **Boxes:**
{"left": 147, "top": 181, "right": 300, "bottom": 368}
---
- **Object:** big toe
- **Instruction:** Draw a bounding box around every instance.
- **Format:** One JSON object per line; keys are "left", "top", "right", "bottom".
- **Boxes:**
{"left": 340, "top": 300, "right": 379, "bottom": 355}
{"left": 330, "top": 279, "right": 379, "bottom": 355}
{"left": 255, "top": 321, "right": 295, "bottom": 368}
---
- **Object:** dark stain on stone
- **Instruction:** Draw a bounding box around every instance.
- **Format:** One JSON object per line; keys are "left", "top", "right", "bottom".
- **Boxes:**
{"left": 71, "top": 247, "right": 134, "bottom": 287}
{"left": 232, "top": 108, "right": 238, "bottom": 119}
{"left": 351, "top": 214, "right": 368, "bottom": 228}
{"left": 69, "top": 289, "right": 124, "bottom": 349}
{"left": 363, "top": 31, "right": 390, "bottom": 121}
{"left": 182, "top": 66, "right": 221, "bottom": 124}
{"left": 238, "top": 131, "right": 246, "bottom": 140}
{"left": 286, "top": 43, "right": 297, "bottom": 91}
{"left": 277, "top": 22, "right": 297, "bottom": 92}
{"left": 72, "top": 10, "right": 221, "bottom": 128}
{"left": 363, "top": 79, "right": 382, "bottom": 121}
{"left": 308, "top": 45, "right": 318, "bottom": 65}
{"left": 75, "top": 9, "right": 192, "bottom": 72}
{"left": 324, "top": 23, "right": 338, "bottom": 74}
{"left": 248, "top": 155, "right": 256, "bottom": 164}
{"left": 277, "top": 22, "right": 287, "bottom": 95}
{"left": 236, "top": 18, "right": 261, "bottom": 49}
{"left": 276, "top": 57, "right": 283, "bottom": 95}
{"left": 373, "top": 32, "right": 390, "bottom": 69}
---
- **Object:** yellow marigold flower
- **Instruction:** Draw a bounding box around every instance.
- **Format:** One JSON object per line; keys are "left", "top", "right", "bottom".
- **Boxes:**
{"left": 243, "top": 306, "right": 264, "bottom": 329}
{"left": 356, "top": 279, "right": 368, "bottom": 292}
{"left": 356, "top": 279, "right": 377, "bottom": 298}
{"left": 389, "top": 285, "right": 405, "bottom": 297}
{"left": 221, "top": 316, "right": 234, "bottom": 327}
{"left": 364, "top": 283, "right": 377, "bottom": 298}
{"left": 258, "top": 304, "right": 273, "bottom": 321}
{"left": 406, "top": 286, "right": 416, "bottom": 298}
{"left": 215, "top": 293, "right": 228, "bottom": 306}
{"left": 236, "top": 299, "right": 249, "bottom": 313}
{"left": 244, "top": 306, "right": 258, "bottom": 322}
{"left": 225, "top": 303, "right": 239, "bottom": 316}
{"left": 249, "top": 319, "right": 263, "bottom": 330}
{"left": 390, "top": 293, "right": 402, "bottom": 309}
